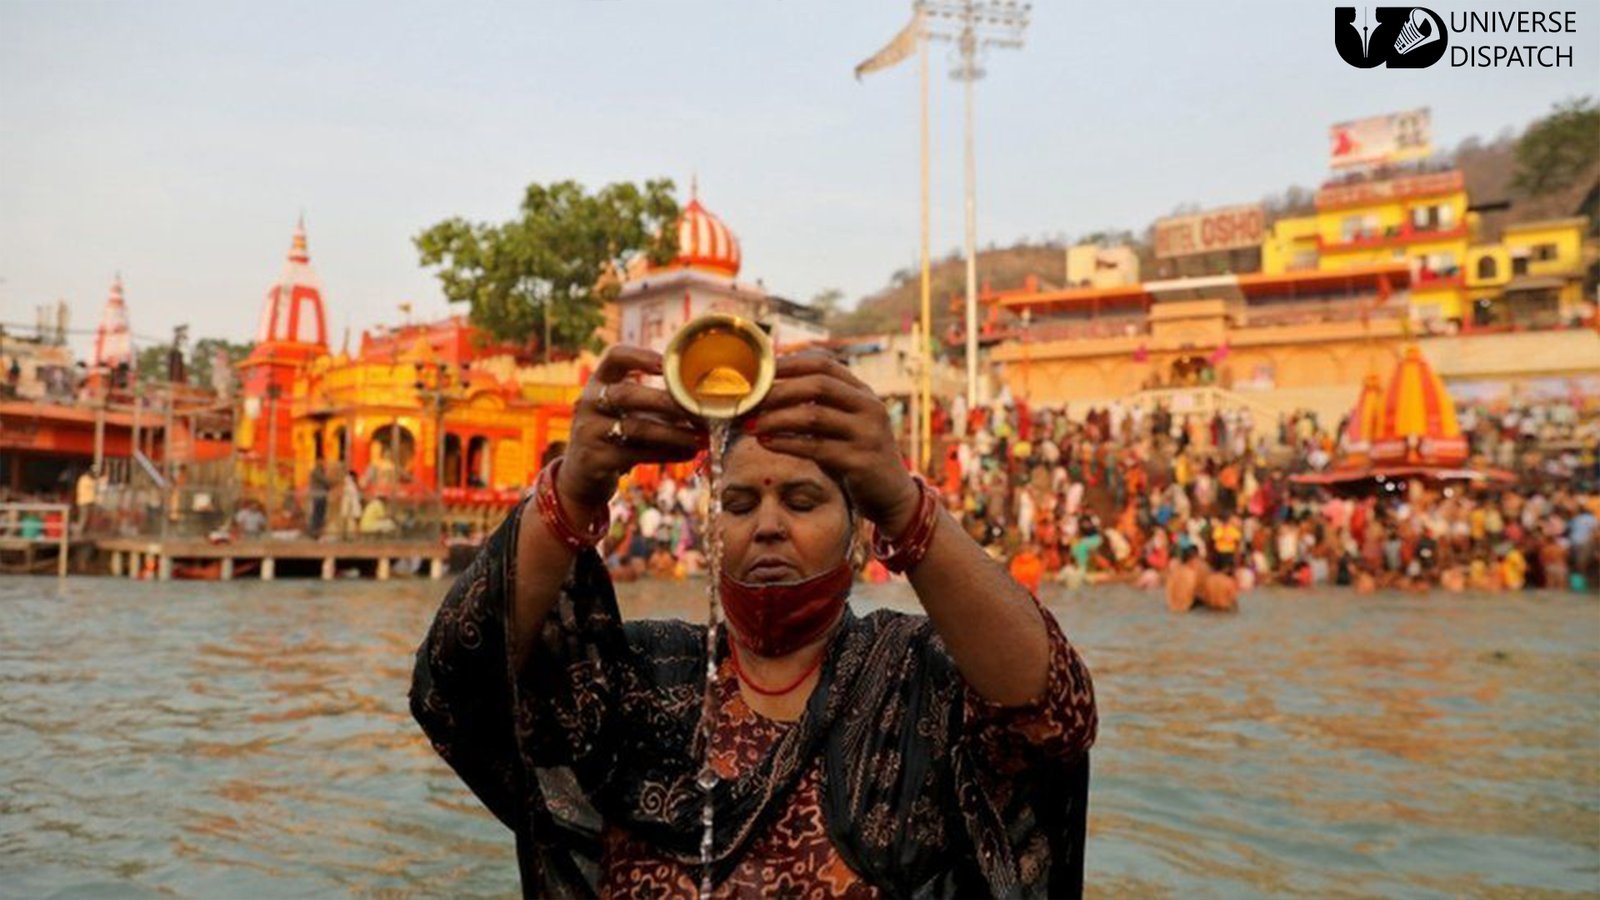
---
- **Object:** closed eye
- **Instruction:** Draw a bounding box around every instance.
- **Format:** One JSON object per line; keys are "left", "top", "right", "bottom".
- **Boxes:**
{"left": 782, "top": 485, "right": 828, "bottom": 512}
{"left": 722, "top": 488, "right": 758, "bottom": 515}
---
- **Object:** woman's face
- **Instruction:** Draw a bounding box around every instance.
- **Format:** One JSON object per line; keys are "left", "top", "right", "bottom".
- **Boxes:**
{"left": 719, "top": 437, "right": 851, "bottom": 584}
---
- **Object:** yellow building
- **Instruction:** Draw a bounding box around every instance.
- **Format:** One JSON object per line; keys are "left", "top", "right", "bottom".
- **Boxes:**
{"left": 1265, "top": 170, "right": 1473, "bottom": 324}
{"left": 289, "top": 322, "right": 578, "bottom": 508}
{"left": 1265, "top": 170, "right": 1595, "bottom": 331}
{"left": 1464, "top": 217, "right": 1592, "bottom": 329}
{"left": 981, "top": 137, "right": 1598, "bottom": 426}
{"left": 986, "top": 202, "right": 1600, "bottom": 425}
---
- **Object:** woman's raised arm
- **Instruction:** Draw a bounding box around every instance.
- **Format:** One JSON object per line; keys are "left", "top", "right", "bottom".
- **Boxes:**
{"left": 508, "top": 346, "right": 704, "bottom": 670}
{"left": 752, "top": 353, "right": 1068, "bottom": 707}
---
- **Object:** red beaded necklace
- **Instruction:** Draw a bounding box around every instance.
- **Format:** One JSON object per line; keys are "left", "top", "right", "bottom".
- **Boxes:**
{"left": 726, "top": 636, "right": 826, "bottom": 696}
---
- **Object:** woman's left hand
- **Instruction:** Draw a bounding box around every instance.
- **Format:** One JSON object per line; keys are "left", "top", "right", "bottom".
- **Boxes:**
{"left": 751, "top": 351, "right": 922, "bottom": 535}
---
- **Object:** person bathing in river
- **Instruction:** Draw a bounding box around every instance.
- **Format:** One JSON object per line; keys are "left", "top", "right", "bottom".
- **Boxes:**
{"left": 411, "top": 346, "right": 1097, "bottom": 898}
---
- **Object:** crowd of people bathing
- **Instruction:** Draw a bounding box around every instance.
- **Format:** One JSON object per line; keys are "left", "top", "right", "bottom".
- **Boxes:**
{"left": 600, "top": 393, "right": 1600, "bottom": 601}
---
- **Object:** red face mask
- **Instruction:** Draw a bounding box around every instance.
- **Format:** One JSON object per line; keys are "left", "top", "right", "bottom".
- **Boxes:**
{"left": 720, "top": 560, "right": 852, "bottom": 658}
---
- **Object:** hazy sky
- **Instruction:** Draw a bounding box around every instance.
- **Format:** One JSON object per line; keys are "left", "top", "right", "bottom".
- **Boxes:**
{"left": 2, "top": 0, "right": 1595, "bottom": 358}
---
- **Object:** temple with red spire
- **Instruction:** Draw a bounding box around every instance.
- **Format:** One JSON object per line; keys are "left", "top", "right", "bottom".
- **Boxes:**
{"left": 88, "top": 275, "right": 133, "bottom": 392}
{"left": 255, "top": 217, "right": 329, "bottom": 348}
{"left": 219, "top": 215, "right": 586, "bottom": 528}
{"left": 612, "top": 181, "right": 827, "bottom": 354}
{"left": 666, "top": 178, "right": 743, "bottom": 278}
{"left": 236, "top": 219, "right": 330, "bottom": 480}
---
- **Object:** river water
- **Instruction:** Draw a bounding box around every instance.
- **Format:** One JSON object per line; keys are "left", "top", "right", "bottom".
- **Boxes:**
{"left": 2, "top": 574, "right": 1596, "bottom": 898}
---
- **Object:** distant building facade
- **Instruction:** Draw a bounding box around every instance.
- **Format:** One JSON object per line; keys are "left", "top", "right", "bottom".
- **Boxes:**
{"left": 982, "top": 164, "right": 1599, "bottom": 423}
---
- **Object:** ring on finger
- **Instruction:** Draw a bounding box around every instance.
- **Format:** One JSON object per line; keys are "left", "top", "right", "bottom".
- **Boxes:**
{"left": 597, "top": 383, "right": 617, "bottom": 416}
{"left": 605, "top": 418, "right": 628, "bottom": 445}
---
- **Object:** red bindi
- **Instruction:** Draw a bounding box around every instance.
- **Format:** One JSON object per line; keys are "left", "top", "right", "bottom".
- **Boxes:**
{"left": 762, "top": 477, "right": 773, "bottom": 486}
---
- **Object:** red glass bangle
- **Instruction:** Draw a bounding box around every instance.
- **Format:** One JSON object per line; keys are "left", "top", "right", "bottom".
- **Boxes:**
{"left": 533, "top": 459, "right": 610, "bottom": 552}
{"left": 871, "top": 475, "right": 940, "bottom": 574}
{"left": 877, "top": 479, "right": 937, "bottom": 574}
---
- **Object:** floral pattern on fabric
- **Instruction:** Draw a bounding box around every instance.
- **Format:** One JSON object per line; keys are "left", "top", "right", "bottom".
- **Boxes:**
{"left": 599, "top": 659, "right": 880, "bottom": 898}
{"left": 410, "top": 498, "right": 1097, "bottom": 898}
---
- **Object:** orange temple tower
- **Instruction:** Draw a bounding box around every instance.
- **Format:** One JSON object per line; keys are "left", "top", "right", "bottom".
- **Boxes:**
{"left": 1337, "top": 373, "right": 1384, "bottom": 470}
{"left": 1299, "top": 345, "right": 1491, "bottom": 488}
{"left": 236, "top": 219, "right": 329, "bottom": 481}
{"left": 1370, "top": 346, "right": 1469, "bottom": 468}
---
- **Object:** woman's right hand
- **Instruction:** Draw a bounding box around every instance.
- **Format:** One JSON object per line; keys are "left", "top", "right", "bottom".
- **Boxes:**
{"left": 554, "top": 345, "right": 705, "bottom": 519}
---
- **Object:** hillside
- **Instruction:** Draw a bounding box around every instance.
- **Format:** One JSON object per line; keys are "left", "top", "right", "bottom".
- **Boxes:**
{"left": 828, "top": 244, "right": 1070, "bottom": 337}
{"left": 831, "top": 99, "right": 1597, "bottom": 338}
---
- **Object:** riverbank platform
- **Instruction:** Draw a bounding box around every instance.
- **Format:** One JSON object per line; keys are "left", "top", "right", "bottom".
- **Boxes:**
{"left": 0, "top": 503, "right": 71, "bottom": 577}
{"left": 91, "top": 537, "right": 448, "bottom": 581}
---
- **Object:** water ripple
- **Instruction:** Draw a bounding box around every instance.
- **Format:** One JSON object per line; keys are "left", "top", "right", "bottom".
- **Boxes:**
{"left": 1, "top": 576, "right": 1595, "bottom": 898}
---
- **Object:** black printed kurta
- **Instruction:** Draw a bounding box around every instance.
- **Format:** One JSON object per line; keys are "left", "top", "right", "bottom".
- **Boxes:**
{"left": 410, "top": 499, "right": 1096, "bottom": 898}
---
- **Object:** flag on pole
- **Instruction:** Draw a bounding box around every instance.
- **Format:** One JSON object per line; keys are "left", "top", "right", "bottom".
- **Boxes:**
{"left": 854, "top": 9, "right": 923, "bottom": 80}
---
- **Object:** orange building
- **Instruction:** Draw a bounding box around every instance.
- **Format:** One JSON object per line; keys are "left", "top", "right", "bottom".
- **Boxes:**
{"left": 3, "top": 278, "right": 231, "bottom": 497}
{"left": 233, "top": 219, "right": 580, "bottom": 513}
{"left": 236, "top": 192, "right": 839, "bottom": 518}
{"left": 289, "top": 321, "right": 577, "bottom": 506}
{"left": 984, "top": 264, "right": 1414, "bottom": 420}
{"left": 985, "top": 151, "right": 1597, "bottom": 425}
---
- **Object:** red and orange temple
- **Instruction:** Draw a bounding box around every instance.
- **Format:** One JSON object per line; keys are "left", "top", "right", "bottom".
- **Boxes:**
{"left": 233, "top": 221, "right": 581, "bottom": 515}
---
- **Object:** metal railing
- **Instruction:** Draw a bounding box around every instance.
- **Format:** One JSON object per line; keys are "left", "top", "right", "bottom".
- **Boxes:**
{"left": 84, "top": 480, "right": 447, "bottom": 544}
{"left": 0, "top": 502, "right": 70, "bottom": 577}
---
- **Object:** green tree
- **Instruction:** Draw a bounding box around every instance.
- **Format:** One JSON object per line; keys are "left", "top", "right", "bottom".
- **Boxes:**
{"left": 414, "top": 179, "right": 680, "bottom": 353}
{"left": 1513, "top": 96, "right": 1599, "bottom": 196}
{"left": 135, "top": 343, "right": 169, "bottom": 382}
{"left": 191, "top": 338, "right": 255, "bottom": 388}
{"left": 809, "top": 287, "right": 846, "bottom": 327}
{"left": 134, "top": 336, "right": 254, "bottom": 386}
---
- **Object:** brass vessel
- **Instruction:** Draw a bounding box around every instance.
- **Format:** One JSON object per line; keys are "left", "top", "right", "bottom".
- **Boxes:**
{"left": 663, "top": 313, "right": 775, "bottom": 420}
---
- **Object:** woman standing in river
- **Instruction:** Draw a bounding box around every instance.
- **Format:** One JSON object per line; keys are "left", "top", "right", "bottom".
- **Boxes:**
{"left": 411, "top": 345, "right": 1096, "bottom": 898}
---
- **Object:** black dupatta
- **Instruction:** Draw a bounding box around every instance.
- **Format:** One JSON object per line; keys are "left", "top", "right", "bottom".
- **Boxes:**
{"left": 411, "top": 499, "right": 1089, "bottom": 897}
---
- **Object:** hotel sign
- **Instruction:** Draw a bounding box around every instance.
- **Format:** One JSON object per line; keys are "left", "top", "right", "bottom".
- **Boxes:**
{"left": 1315, "top": 170, "right": 1464, "bottom": 210}
{"left": 1153, "top": 205, "right": 1266, "bottom": 259}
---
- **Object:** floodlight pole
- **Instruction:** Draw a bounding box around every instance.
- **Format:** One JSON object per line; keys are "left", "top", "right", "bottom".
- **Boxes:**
{"left": 922, "top": 0, "right": 1030, "bottom": 408}
{"left": 959, "top": 33, "right": 979, "bottom": 408}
